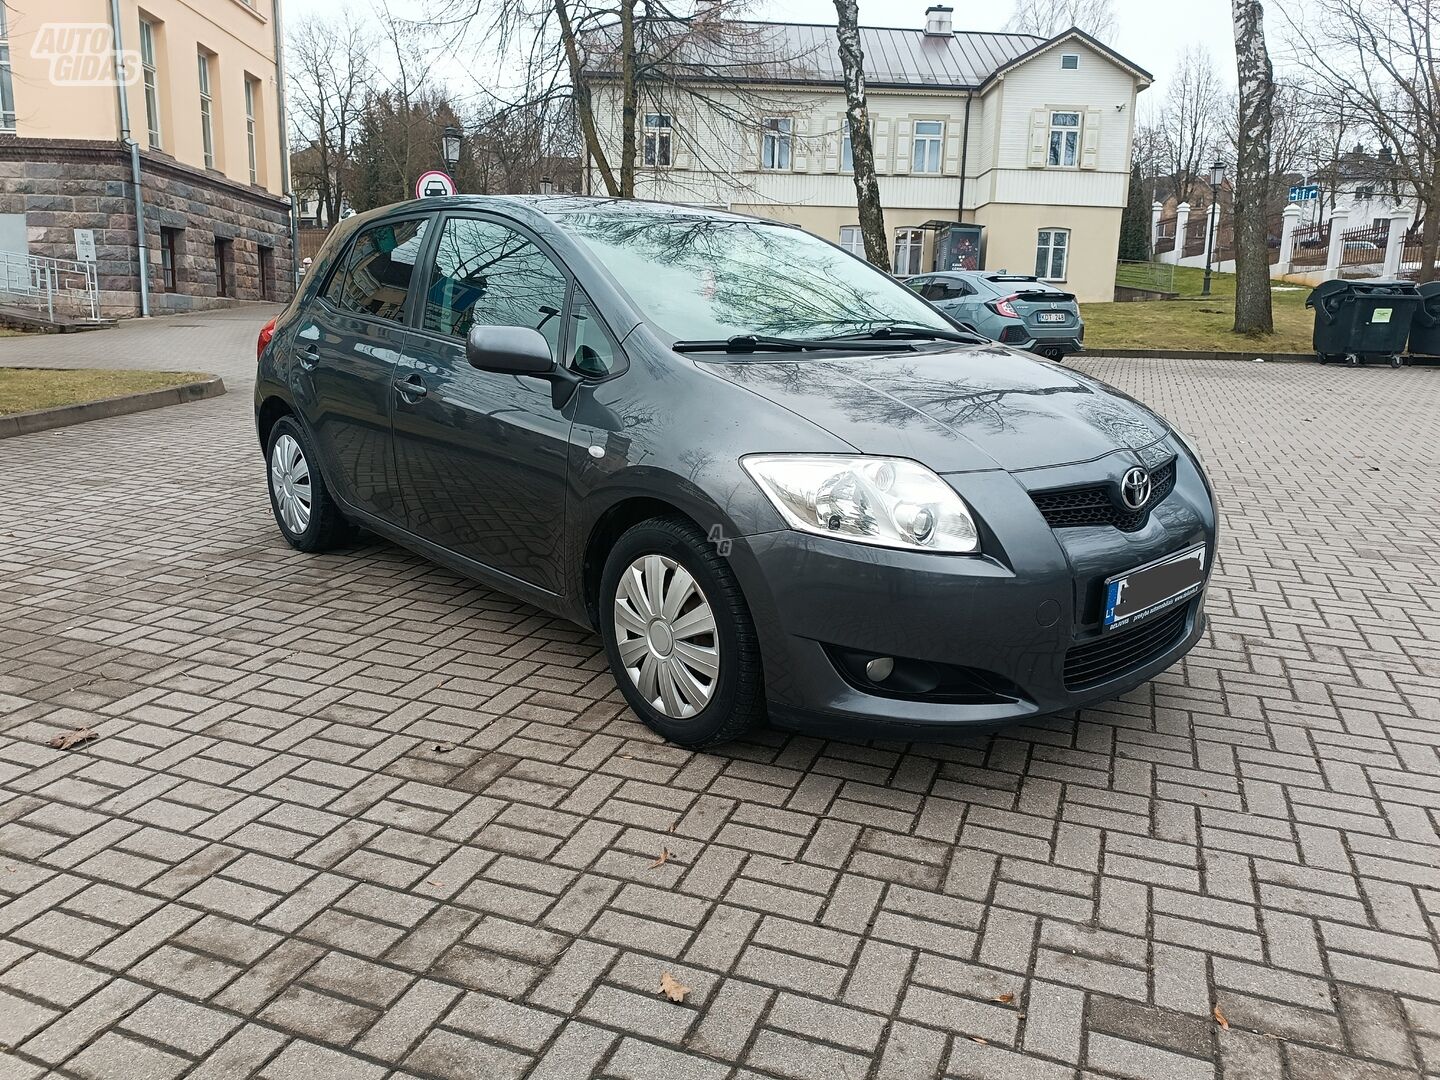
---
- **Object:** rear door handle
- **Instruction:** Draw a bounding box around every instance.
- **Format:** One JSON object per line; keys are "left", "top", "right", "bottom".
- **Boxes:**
{"left": 394, "top": 374, "right": 428, "bottom": 401}
{"left": 297, "top": 345, "right": 319, "bottom": 370}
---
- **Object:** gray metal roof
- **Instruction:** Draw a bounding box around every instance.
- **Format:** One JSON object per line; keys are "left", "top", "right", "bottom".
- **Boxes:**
{"left": 583, "top": 21, "right": 1051, "bottom": 91}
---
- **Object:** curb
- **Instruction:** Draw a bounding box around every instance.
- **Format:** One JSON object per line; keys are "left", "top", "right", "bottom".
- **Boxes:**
{"left": 1085, "top": 349, "right": 1315, "bottom": 363}
{"left": 0, "top": 376, "right": 226, "bottom": 438}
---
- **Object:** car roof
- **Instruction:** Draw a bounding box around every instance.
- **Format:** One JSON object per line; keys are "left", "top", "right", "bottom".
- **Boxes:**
{"left": 356, "top": 194, "right": 800, "bottom": 232}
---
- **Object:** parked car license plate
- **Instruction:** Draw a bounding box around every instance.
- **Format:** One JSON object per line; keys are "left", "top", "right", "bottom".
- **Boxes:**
{"left": 1038, "top": 312, "right": 1067, "bottom": 323}
{"left": 1103, "top": 545, "right": 1206, "bottom": 631}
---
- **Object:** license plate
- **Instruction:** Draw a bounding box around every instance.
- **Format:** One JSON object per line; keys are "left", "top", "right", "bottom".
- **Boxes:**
{"left": 1103, "top": 545, "right": 1206, "bottom": 631}
{"left": 1038, "top": 312, "right": 1067, "bottom": 323}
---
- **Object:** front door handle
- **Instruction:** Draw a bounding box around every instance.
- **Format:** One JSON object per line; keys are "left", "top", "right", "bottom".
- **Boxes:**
{"left": 393, "top": 374, "right": 428, "bottom": 401}
{"left": 297, "top": 345, "right": 319, "bottom": 371}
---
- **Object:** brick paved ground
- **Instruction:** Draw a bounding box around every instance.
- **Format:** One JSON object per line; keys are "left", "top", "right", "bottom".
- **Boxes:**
{"left": 2, "top": 307, "right": 1439, "bottom": 1079}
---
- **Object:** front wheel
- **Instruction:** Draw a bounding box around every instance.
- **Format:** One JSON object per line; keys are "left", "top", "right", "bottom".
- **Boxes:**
{"left": 599, "top": 518, "right": 764, "bottom": 748}
{"left": 265, "top": 416, "right": 350, "bottom": 552}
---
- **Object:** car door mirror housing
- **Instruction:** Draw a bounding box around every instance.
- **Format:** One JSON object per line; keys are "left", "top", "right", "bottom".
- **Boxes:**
{"left": 466, "top": 325, "right": 556, "bottom": 375}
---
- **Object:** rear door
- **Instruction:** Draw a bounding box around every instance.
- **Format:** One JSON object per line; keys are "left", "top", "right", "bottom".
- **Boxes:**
{"left": 290, "top": 214, "right": 430, "bottom": 524}
{"left": 390, "top": 212, "right": 574, "bottom": 594}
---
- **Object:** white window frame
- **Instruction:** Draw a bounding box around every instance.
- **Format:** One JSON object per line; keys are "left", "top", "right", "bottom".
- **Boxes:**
{"left": 643, "top": 113, "right": 673, "bottom": 168}
{"left": 912, "top": 120, "right": 944, "bottom": 174}
{"left": 840, "top": 120, "right": 873, "bottom": 173}
{"left": 198, "top": 50, "right": 214, "bottom": 170}
{"left": 1036, "top": 228, "right": 1070, "bottom": 281}
{"left": 0, "top": 2, "right": 15, "bottom": 133}
{"left": 761, "top": 117, "right": 792, "bottom": 170}
{"left": 244, "top": 77, "right": 258, "bottom": 184}
{"left": 139, "top": 20, "right": 161, "bottom": 149}
{"left": 839, "top": 226, "right": 865, "bottom": 257}
{"left": 1048, "top": 111, "right": 1080, "bottom": 168}
{"left": 893, "top": 227, "right": 924, "bottom": 276}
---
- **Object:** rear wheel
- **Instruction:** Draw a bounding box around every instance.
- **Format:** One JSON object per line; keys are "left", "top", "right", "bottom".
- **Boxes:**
{"left": 265, "top": 416, "right": 350, "bottom": 552}
{"left": 599, "top": 518, "right": 764, "bottom": 748}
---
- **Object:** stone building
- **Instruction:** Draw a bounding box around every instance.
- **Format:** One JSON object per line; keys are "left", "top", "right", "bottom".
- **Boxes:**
{"left": 0, "top": 0, "right": 295, "bottom": 317}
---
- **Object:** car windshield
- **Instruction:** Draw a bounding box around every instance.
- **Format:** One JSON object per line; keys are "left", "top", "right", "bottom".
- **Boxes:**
{"left": 554, "top": 211, "right": 955, "bottom": 342}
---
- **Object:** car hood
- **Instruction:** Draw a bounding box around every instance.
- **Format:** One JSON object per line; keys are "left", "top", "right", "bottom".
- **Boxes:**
{"left": 701, "top": 343, "right": 1171, "bottom": 473}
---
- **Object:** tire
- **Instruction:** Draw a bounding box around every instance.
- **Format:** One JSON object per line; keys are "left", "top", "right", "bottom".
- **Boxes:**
{"left": 1346, "top": 354, "right": 1360, "bottom": 367}
{"left": 265, "top": 416, "right": 351, "bottom": 552}
{"left": 599, "top": 517, "right": 764, "bottom": 748}
{"left": 1391, "top": 355, "right": 1403, "bottom": 368}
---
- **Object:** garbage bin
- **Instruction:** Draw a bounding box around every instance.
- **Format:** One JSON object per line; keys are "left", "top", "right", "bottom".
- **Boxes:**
{"left": 1307, "top": 279, "right": 1422, "bottom": 368}
{"left": 1407, "top": 281, "right": 1440, "bottom": 356}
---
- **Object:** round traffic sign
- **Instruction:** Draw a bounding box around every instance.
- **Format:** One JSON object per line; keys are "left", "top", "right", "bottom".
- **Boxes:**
{"left": 415, "top": 170, "right": 456, "bottom": 199}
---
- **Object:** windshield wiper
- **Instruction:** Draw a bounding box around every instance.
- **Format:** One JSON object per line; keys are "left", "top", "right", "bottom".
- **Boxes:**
{"left": 673, "top": 334, "right": 916, "bottom": 354}
{"left": 826, "top": 322, "right": 984, "bottom": 344}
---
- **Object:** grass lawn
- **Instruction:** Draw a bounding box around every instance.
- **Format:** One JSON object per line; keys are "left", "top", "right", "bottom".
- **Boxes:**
{"left": 0, "top": 368, "right": 210, "bottom": 416}
{"left": 1084, "top": 266, "right": 1314, "bottom": 354}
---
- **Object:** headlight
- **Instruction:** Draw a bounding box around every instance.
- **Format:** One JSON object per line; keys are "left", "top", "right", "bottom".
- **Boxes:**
{"left": 742, "top": 454, "right": 980, "bottom": 553}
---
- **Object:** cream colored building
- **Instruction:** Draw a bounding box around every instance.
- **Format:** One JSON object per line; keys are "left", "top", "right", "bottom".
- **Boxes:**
{"left": 582, "top": 6, "right": 1151, "bottom": 303}
{"left": 0, "top": 0, "right": 294, "bottom": 315}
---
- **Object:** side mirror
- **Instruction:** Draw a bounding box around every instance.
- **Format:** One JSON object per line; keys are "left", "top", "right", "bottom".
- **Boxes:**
{"left": 465, "top": 325, "right": 555, "bottom": 375}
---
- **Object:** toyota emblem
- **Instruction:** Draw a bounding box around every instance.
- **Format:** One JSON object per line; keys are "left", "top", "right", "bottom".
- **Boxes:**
{"left": 1120, "top": 467, "right": 1152, "bottom": 510}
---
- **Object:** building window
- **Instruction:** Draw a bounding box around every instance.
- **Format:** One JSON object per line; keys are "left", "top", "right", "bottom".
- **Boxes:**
{"left": 893, "top": 228, "right": 923, "bottom": 276}
{"left": 839, "top": 226, "right": 865, "bottom": 257}
{"left": 912, "top": 120, "right": 943, "bottom": 174}
{"left": 198, "top": 51, "right": 215, "bottom": 169}
{"left": 0, "top": 2, "right": 15, "bottom": 132}
{"left": 159, "top": 228, "right": 181, "bottom": 292}
{"left": 214, "top": 236, "right": 232, "bottom": 296}
{"left": 258, "top": 245, "right": 274, "bottom": 301}
{"left": 1048, "top": 112, "right": 1080, "bottom": 168}
{"left": 139, "top": 19, "right": 161, "bottom": 149}
{"left": 841, "top": 120, "right": 873, "bottom": 172}
{"left": 644, "top": 113, "right": 672, "bottom": 167}
{"left": 1036, "top": 228, "right": 1069, "bottom": 280}
{"left": 244, "top": 76, "right": 259, "bottom": 184}
{"left": 761, "top": 117, "right": 791, "bottom": 170}
{"left": 1061, "top": 54, "right": 1079, "bottom": 69}
{"left": 1355, "top": 185, "right": 1374, "bottom": 199}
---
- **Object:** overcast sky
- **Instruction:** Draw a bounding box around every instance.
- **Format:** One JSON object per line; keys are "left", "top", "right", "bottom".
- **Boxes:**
{"left": 285, "top": 0, "right": 1242, "bottom": 110}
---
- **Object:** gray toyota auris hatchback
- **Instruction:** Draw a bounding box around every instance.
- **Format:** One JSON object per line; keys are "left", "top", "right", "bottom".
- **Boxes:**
{"left": 255, "top": 196, "right": 1216, "bottom": 748}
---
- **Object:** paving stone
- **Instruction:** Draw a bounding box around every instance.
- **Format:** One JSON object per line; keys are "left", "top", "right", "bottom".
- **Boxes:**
{"left": 1, "top": 324, "right": 1437, "bottom": 1080}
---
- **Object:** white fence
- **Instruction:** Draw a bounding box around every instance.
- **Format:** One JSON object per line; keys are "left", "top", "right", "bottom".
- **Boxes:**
{"left": 0, "top": 250, "right": 101, "bottom": 324}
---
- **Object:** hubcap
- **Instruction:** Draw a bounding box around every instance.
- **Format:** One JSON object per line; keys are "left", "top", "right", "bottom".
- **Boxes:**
{"left": 613, "top": 554, "right": 719, "bottom": 718}
{"left": 269, "top": 434, "right": 312, "bottom": 535}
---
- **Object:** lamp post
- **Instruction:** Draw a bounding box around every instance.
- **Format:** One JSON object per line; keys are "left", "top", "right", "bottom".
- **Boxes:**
{"left": 442, "top": 125, "right": 462, "bottom": 174}
{"left": 1202, "top": 159, "right": 1225, "bottom": 297}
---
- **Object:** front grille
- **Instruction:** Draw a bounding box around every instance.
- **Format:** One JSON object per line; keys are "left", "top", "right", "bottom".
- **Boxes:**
{"left": 1031, "top": 457, "right": 1177, "bottom": 532}
{"left": 1064, "top": 603, "right": 1191, "bottom": 690}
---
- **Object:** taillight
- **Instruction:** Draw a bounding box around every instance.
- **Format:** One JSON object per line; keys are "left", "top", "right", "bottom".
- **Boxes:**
{"left": 257, "top": 316, "right": 277, "bottom": 361}
{"left": 988, "top": 294, "right": 1021, "bottom": 319}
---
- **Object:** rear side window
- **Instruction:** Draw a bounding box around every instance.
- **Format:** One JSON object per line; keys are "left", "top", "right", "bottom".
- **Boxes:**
{"left": 325, "top": 218, "right": 429, "bottom": 323}
{"left": 421, "top": 216, "right": 567, "bottom": 358}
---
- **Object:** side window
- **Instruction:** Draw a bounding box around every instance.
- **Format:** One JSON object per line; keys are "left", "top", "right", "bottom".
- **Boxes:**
{"left": 325, "top": 218, "right": 428, "bottom": 322}
{"left": 567, "top": 292, "right": 620, "bottom": 377}
{"left": 422, "top": 217, "right": 567, "bottom": 357}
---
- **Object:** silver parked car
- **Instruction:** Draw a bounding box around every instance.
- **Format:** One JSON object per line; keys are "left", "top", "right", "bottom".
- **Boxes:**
{"left": 908, "top": 271, "right": 1084, "bottom": 361}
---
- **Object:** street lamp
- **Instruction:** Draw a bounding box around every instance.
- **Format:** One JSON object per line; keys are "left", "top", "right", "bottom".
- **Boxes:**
{"left": 1202, "top": 159, "right": 1225, "bottom": 297}
{"left": 539, "top": 175, "right": 554, "bottom": 196}
{"left": 442, "top": 126, "right": 462, "bottom": 172}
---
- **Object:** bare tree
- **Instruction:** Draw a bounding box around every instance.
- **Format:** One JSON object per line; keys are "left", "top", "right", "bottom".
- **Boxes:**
{"left": 1154, "top": 47, "right": 1227, "bottom": 204}
{"left": 833, "top": 0, "right": 886, "bottom": 267}
{"left": 1006, "top": 0, "right": 1117, "bottom": 40}
{"left": 1278, "top": 0, "right": 1439, "bottom": 280}
{"left": 1232, "top": 0, "right": 1276, "bottom": 334}
{"left": 288, "top": 14, "right": 372, "bottom": 223}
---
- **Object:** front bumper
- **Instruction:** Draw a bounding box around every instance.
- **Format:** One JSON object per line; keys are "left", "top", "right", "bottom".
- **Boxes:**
{"left": 726, "top": 444, "right": 1214, "bottom": 739}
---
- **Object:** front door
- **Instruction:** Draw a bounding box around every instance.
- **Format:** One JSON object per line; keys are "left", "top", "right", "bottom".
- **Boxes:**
{"left": 391, "top": 213, "right": 573, "bottom": 594}
{"left": 290, "top": 215, "right": 429, "bottom": 524}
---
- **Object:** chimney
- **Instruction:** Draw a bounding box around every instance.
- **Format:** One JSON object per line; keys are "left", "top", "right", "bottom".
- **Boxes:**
{"left": 924, "top": 5, "right": 954, "bottom": 35}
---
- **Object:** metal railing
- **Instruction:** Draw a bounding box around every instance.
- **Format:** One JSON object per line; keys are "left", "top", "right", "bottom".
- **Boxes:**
{"left": 0, "top": 249, "right": 101, "bottom": 323}
{"left": 1115, "top": 260, "right": 1177, "bottom": 293}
